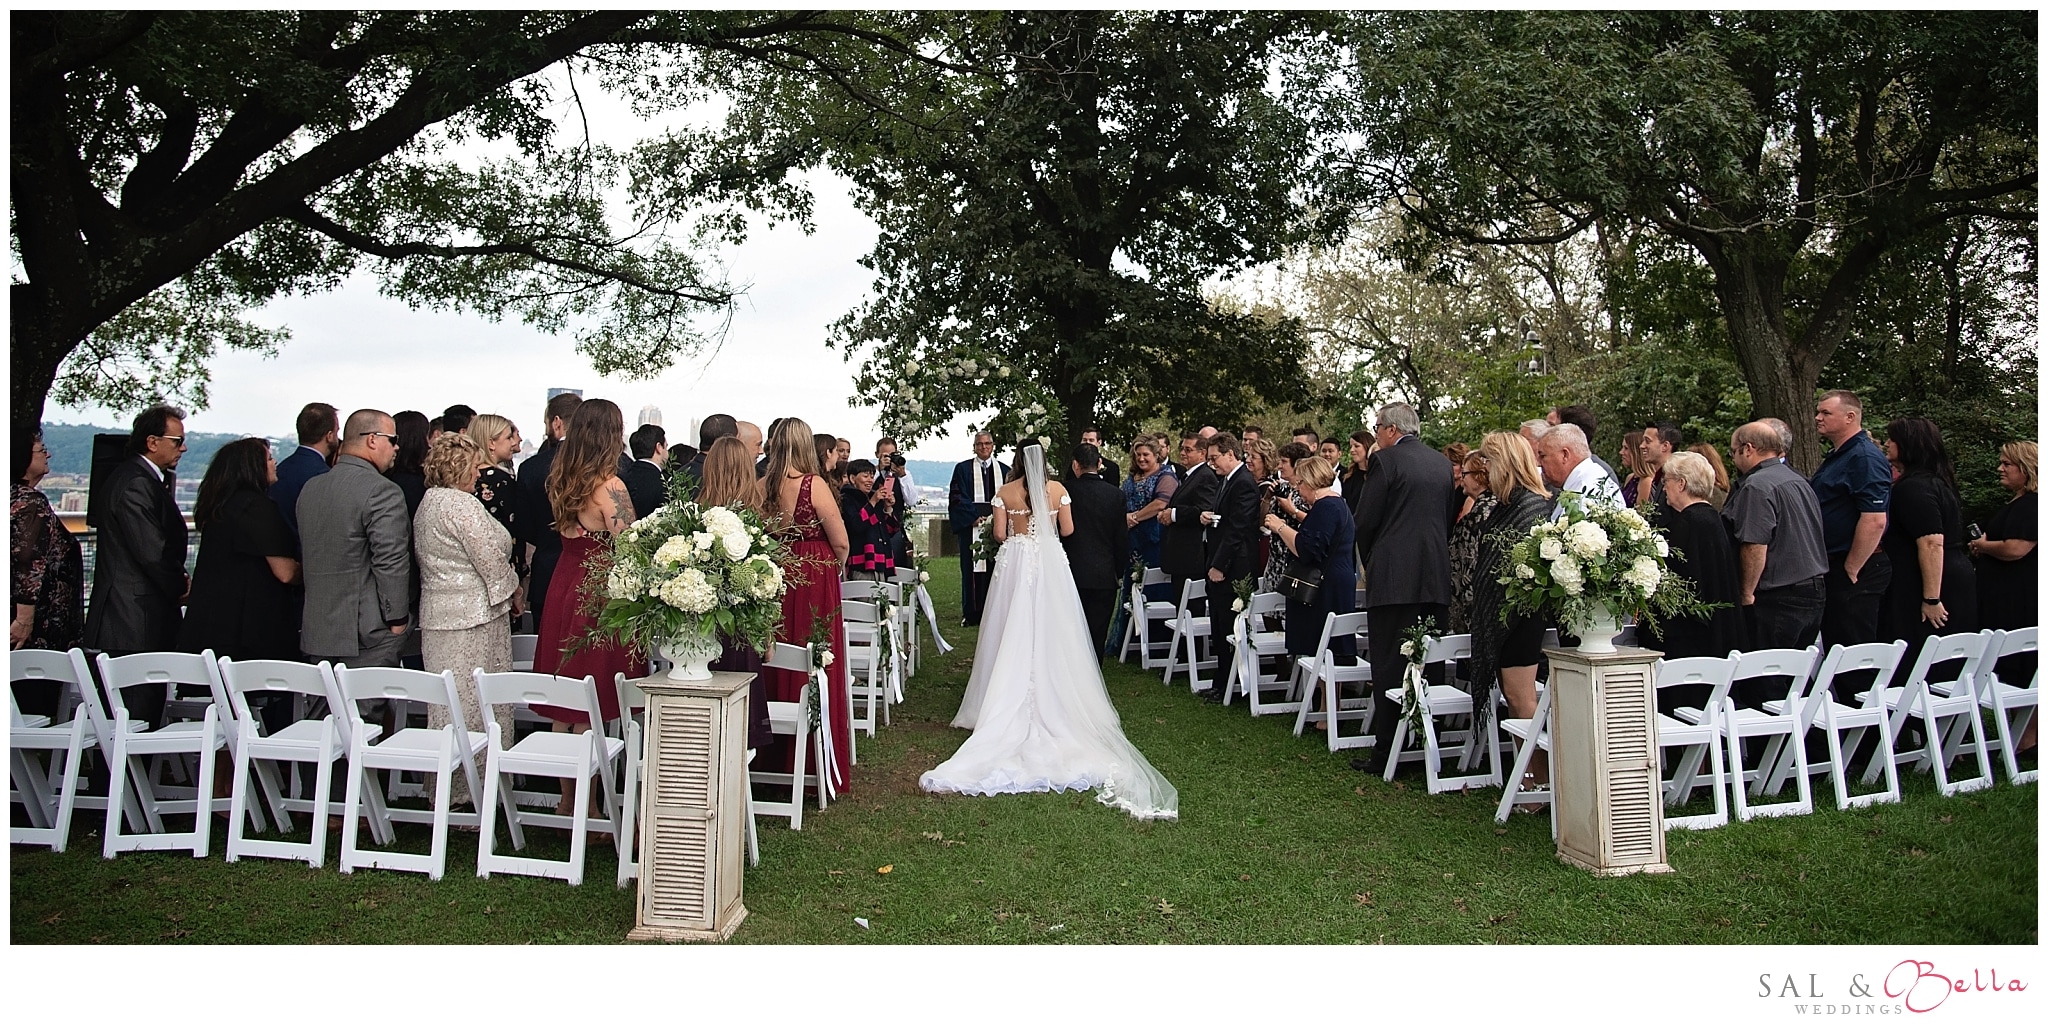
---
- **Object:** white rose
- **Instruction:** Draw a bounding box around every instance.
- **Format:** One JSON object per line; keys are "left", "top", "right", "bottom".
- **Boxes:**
{"left": 1028, "top": 402, "right": 1044, "bottom": 416}
{"left": 1515, "top": 562, "right": 1536, "bottom": 579}
{"left": 720, "top": 529, "right": 751, "bottom": 560}
{"left": 998, "top": 366, "right": 1011, "bottom": 378}
{"left": 1653, "top": 535, "right": 1669, "bottom": 557}
{"left": 1400, "top": 640, "right": 1415, "bottom": 657}
{"left": 819, "top": 650, "right": 835, "bottom": 668}
{"left": 920, "top": 571, "right": 931, "bottom": 583}
{"left": 1231, "top": 598, "right": 1245, "bottom": 612}
{"left": 962, "top": 359, "right": 978, "bottom": 374}
{"left": 693, "top": 531, "right": 715, "bottom": 551}
{"left": 1539, "top": 537, "right": 1564, "bottom": 562}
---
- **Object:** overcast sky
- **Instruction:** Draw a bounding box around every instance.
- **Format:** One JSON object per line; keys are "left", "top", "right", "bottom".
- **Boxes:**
{"left": 55, "top": 69, "right": 998, "bottom": 465}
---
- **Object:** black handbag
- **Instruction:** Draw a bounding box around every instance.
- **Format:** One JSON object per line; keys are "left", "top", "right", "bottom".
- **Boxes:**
{"left": 1276, "top": 563, "right": 1324, "bottom": 605}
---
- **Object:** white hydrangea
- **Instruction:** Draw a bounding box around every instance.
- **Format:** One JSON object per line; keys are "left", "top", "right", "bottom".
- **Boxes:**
{"left": 1618, "top": 508, "right": 1650, "bottom": 533}
{"left": 1515, "top": 562, "right": 1537, "bottom": 579}
{"left": 606, "top": 564, "right": 643, "bottom": 600}
{"left": 1551, "top": 559, "right": 1584, "bottom": 596}
{"left": 654, "top": 535, "right": 693, "bottom": 567}
{"left": 904, "top": 360, "right": 920, "bottom": 374}
{"left": 1565, "top": 520, "right": 1610, "bottom": 559}
{"left": 658, "top": 568, "right": 718, "bottom": 614}
{"left": 1539, "top": 536, "right": 1565, "bottom": 562}
{"left": 1624, "top": 556, "right": 1661, "bottom": 595}
{"left": 693, "top": 531, "right": 715, "bottom": 552}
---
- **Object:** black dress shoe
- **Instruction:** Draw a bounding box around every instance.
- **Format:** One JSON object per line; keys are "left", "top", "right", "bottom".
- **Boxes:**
{"left": 1350, "top": 757, "right": 1384, "bottom": 774}
{"left": 1199, "top": 688, "right": 1227, "bottom": 704}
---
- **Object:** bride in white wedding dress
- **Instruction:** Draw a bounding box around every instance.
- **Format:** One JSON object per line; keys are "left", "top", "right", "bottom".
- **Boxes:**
{"left": 919, "top": 443, "right": 1178, "bottom": 820}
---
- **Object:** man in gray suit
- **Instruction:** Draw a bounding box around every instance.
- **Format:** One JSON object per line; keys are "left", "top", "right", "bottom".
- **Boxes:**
{"left": 297, "top": 409, "right": 412, "bottom": 667}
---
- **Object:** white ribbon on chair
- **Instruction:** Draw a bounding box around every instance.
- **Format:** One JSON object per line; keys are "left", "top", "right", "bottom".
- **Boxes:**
{"left": 914, "top": 582, "right": 955, "bottom": 655}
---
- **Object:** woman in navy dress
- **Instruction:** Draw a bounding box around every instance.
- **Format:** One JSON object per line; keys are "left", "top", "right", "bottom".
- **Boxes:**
{"left": 1262, "top": 455, "right": 1355, "bottom": 663}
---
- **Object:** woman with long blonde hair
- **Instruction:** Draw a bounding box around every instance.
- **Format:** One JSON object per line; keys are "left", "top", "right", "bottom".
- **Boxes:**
{"left": 1466, "top": 430, "right": 1555, "bottom": 791}
{"left": 762, "top": 417, "right": 853, "bottom": 792}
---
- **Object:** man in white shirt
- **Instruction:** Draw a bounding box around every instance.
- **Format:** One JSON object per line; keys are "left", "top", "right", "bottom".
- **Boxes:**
{"left": 1536, "top": 423, "right": 1622, "bottom": 520}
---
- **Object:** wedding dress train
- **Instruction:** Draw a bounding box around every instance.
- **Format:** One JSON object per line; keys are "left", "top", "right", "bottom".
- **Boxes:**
{"left": 919, "top": 445, "right": 1178, "bottom": 821}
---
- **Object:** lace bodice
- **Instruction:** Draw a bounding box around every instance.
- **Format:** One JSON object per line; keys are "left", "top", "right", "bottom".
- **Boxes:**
{"left": 990, "top": 488, "right": 1071, "bottom": 538}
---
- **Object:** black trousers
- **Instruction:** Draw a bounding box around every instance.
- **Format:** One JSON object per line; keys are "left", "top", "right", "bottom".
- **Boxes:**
{"left": 1076, "top": 587, "right": 1118, "bottom": 661}
{"left": 1739, "top": 576, "right": 1826, "bottom": 709}
{"left": 1205, "top": 577, "right": 1240, "bottom": 691}
{"left": 1364, "top": 603, "right": 1448, "bottom": 771}
{"left": 1822, "top": 551, "right": 1891, "bottom": 653}
{"left": 956, "top": 537, "right": 992, "bottom": 625}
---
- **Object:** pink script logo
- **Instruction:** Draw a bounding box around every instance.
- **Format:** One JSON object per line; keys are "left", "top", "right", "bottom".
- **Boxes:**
{"left": 1884, "top": 961, "right": 2027, "bottom": 1013}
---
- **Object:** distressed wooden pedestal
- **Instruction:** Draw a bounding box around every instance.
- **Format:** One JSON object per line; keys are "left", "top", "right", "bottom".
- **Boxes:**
{"left": 1547, "top": 645, "right": 1672, "bottom": 878}
{"left": 626, "top": 670, "right": 751, "bottom": 942}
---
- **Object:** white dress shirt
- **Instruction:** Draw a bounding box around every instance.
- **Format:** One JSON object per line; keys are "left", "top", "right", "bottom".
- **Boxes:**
{"left": 1551, "top": 457, "right": 1623, "bottom": 521}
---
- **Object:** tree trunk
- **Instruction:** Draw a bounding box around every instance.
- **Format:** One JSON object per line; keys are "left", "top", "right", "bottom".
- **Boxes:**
{"left": 10, "top": 290, "right": 70, "bottom": 455}
{"left": 1715, "top": 271, "right": 1827, "bottom": 474}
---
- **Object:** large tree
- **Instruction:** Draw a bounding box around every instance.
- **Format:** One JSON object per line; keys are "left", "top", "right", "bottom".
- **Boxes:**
{"left": 9, "top": 10, "right": 896, "bottom": 440}
{"left": 695, "top": 10, "right": 1341, "bottom": 449}
{"left": 1334, "top": 10, "right": 2036, "bottom": 469}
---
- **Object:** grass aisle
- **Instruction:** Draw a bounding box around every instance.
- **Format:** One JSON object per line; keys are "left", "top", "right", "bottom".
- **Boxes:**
{"left": 10, "top": 559, "right": 2036, "bottom": 944}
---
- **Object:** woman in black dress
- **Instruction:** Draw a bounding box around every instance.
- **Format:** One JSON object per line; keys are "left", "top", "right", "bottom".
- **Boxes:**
{"left": 1465, "top": 432, "right": 1555, "bottom": 784}
{"left": 1263, "top": 455, "right": 1355, "bottom": 667}
{"left": 1969, "top": 440, "right": 2036, "bottom": 758}
{"left": 466, "top": 413, "right": 529, "bottom": 596}
{"left": 179, "top": 438, "right": 301, "bottom": 730}
{"left": 1880, "top": 418, "right": 1977, "bottom": 654}
{"left": 1446, "top": 450, "right": 1499, "bottom": 634}
{"left": 1340, "top": 429, "right": 1372, "bottom": 510}
{"left": 1645, "top": 452, "right": 1745, "bottom": 706}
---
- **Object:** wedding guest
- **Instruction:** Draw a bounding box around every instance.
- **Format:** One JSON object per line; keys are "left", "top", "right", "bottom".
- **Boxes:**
{"left": 441, "top": 404, "right": 476, "bottom": 436}
{"left": 1518, "top": 419, "right": 1551, "bottom": 450}
{"left": 835, "top": 436, "right": 853, "bottom": 474}
{"left": 623, "top": 423, "right": 668, "bottom": 518}
{"left": 1626, "top": 422, "right": 1680, "bottom": 520}
{"left": 179, "top": 437, "right": 300, "bottom": 664}
{"left": 1159, "top": 430, "right": 1220, "bottom": 617}
{"left": 737, "top": 420, "right": 765, "bottom": 475}
{"left": 271, "top": 402, "right": 338, "bottom": 540}
{"left": 1971, "top": 440, "right": 2037, "bottom": 757}
{"left": 1078, "top": 427, "right": 1121, "bottom": 485}
{"left": 1064, "top": 443, "right": 1131, "bottom": 658}
{"left": 696, "top": 436, "right": 774, "bottom": 750}
{"left": 1291, "top": 426, "right": 1320, "bottom": 449}
{"left": 1264, "top": 454, "right": 1356, "bottom": 679}
{"left": 948, "top": 432, "right": 1006, "bottom": 627}
{"left": 839, "top": 458, "right": 900, "bottom": 581}
{"left": 1810, "top": 390, "right": 1893, "bottom": 651}
{"left": 1351, "top": 403, "right": 1454, "bottom": 766}
{"left": 1536, "top": 423, "right": 1622, "bottom": 519}
{"left": 1446, "top": 450, "right": 1499, "bottom": 634}
{"left": 298, "top": 410, "right": 411, "bottom": 669}
{"left": 815, "top": 432, "right": 844, "bottom": 490}
{"left": 673, "top": 412, "right": 736, "bottom": 491}
{"left": 1555, "top": 405, "right": 1620, "bottom": 483}
{"left": 1881, "top": 418, "right": 1977, "bottom": 656}
{"left": 1243, "top": 436, "right": 1281, "bottom": 580}
{"left": 465, "top": 413, "right": 528, "bottom": 598}
{"left": 1123, "top": 439, "right": 1178, "bottom": 606}
{"left": 1197, "top": 432, "right": 1260, "bottom": 703}
{"left": 517, "top": 391, "right": 583, "bottom": 625}
{"left": 84, "top": 404, "right": 190, "bottom": 668}
{"left": 1318, "top": 438, "right": 1343, "bottom": 470}
{"left": 1645, "top": 452, "right": 1744, "bottom": 672}
{"left": 1688, "top": 442, "right": 1732, "bottom": 508}
{"left": 1242, "top": 425, "right": 1266, "bottom": 445}
{"left": 413, "top": 431, "right": 521, "bottom": 809}
{"left": 876, "top": 436, "right": 919, "bottom": 505}
{"left": 766, "top": 417, "right": 852, "bottom": 792}
{"left": 1618, "top": 429, "right": 1645, "bottom": 486}
{"left": 1341, "top": 429, "right": 1372, "bottom": 509}
{"left": 1262, "top": 441, "right": 1315, "bottom": 593}
{"left": 1725, "top": 418, "right": 1828, "bottom": 687}
{"left": 11, "top": 431, "right": 84, "bottom": 717}
{"left": 1465, "top": 432, "right": 1555, "bottom": 786}
{"left": 387, "top": 410, "right": 431, "bottom": 517}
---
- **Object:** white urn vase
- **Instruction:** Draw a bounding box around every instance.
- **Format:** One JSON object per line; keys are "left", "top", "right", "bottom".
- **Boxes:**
{"left": 660, "top": 630, "right": 722, "bottom": 681}
{"left": 1573, "top": 601, "right": 1623, "bottom": 654}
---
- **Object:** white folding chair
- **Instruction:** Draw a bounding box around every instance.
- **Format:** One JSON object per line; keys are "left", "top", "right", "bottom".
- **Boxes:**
{"left": 218, "top": 658, "right": 368, "bottom": 868}
{"left": 1289, "top": 612, "right": 1374, "bottom": 752}
{"left": 612, "top": 672, "right": 662, "bottom": 884}
{"left": 754, "top": 642, "right": 832, "bottom": 827}
{"left": 11, "top": 679, "right": 89, "bottom": 851}
{"left": 892, "top": 567, "right": 924, "bottom": 676}
{"left": 1973, "top": 628, "right": 2038, "bottom": 784}
{"left": 1383, "top": 634, "right": 1500, "bottom": 792}
{"left": 1654, "top": 654, "right": 1738, "bottom": 831}
{"left": 1120, "top": 568, "right": 1177, "bottom": 668}
{"left": 10, "top": 649, "right": 90, "bottom": 827}
{"left": 1495, "top": 680, "right": 1555, "bottom": 824}
{"left": 1762, "top": 641, "right": 1908, "bottom": 810}
{"left": 898, "top": 566, "right": 955, "bottom": 658}
{"left": 1162, "top": 579, "right": 1220, "bottom": 690}
{"left": 1226, "top": 592, "right": 1291, "bottom": 712}
{"left": 334, "top": 665, "right": 487, "bottom": 879}
{"left": 96, "top": 651, "right": 231, "bottom": 858}
{"left": 1685, "top": 646, "right": 1820, "bottom": 821}
{"left": 511, "top": 633, "right": 540, "bottom": 672}
{"left": 843, "top": 598, "right": 887, "bottom": 743}
{"left": 474, "top": 669, "right": 626, "bottom": 885}
{"left": 1861, "top": 631, "right": 1995, "bottom": 797}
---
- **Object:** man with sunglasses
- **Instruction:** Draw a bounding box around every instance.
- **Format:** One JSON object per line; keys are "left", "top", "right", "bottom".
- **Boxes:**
{"left": 297, "top": 409, "right": 413, "bottom": 668}
{"left": 83, "top": 404, "right": 192, "bottom": 727}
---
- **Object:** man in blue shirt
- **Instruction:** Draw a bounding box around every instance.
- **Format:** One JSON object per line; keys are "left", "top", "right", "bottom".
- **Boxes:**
{"left": 270, "top": 402, "right": 338, "bottom": 541}
{"left": 1808, "top": 390, "right": 1891, "bottom": 651}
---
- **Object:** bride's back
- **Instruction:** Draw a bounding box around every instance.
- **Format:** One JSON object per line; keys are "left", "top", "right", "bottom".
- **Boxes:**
{"left": 995, "top": 477, "right": 1072, "bottom": 538}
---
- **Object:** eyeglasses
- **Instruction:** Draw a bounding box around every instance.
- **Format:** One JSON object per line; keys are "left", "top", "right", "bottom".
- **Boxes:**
{"left": 30, "top": 444, "right": 49, "bottom": 455}
{"left": 361, "top": 431, "right": 399, "bottom": 445}
{"left": 154, "top": 435, "right": 186, "bottom": 448}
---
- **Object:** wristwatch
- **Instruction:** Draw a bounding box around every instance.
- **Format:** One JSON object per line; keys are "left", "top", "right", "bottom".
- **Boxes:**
{"left": 1921, "top": 597, "right": 1942, "bottom": 605}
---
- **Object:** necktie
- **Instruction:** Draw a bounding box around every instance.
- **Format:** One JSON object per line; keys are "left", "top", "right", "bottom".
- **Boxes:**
{"left": 981, "top": 462, "right": 995, "bottom": 498}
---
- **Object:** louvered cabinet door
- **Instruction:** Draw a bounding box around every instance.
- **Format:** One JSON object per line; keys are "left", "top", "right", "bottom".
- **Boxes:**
{"left": 632, "top": 671, "right": 752, "bottom": 941}
{"left": 1549, "top": 647, "right": 1669, "bottom": 877}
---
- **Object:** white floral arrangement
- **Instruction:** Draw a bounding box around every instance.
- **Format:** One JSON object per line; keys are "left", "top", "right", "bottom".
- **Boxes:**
{"left": 1499, "top": 492, "right": 1700, "bottom": 633}
{"left": 585, "top": 499, "right": 792, "bottom": 656}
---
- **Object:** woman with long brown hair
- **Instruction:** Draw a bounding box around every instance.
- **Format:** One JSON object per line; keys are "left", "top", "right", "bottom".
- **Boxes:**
{"left": 697, "top": 436, "right": 773, "bottom": 750}
{"left": 765, "top": 417, "right": 853, "bottom": 792}
{"left": 533, "top": 398, "right": 638, "bottom": 772}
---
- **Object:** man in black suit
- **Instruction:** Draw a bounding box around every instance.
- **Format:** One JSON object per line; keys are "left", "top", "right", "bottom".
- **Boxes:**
{"left": 1159, "top": 430, "right": 1219, "bottom": 601}
{"left": 1352, "top": 402, "right": 1454, "bottom": 773}
{"left": 947, "top": 431, "right": 1006, "bottom": 626}
{"left": 1078, "top": 428, "right": 1121, "bottom": 485}
{"left": 622, "top": 423, "right": 668, "bottom": 518}
{"left": 1061, "top": 443, "right": 1131, "bottom": 659}
{"left": 516, "top": 391, "right": 582, "bottom": 627}
{"left": 1195, "top": 432, "right": 1261, "bottom": 702}
{"left": 672, "top": 412, "right": 737, "bottom": 495}
{"left": 84, "top": 404, "right": 191, "bottom": 728}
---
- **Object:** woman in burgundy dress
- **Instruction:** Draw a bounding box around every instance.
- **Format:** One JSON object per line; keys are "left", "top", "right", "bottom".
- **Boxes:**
{"left": 764, "top": 417, "right": 852, "bottom": 792}
{"left": 696, "top": 436, "right": 776, "bottom": 751}
{"left": 534, "top": 398, "right": 641, "bottom": 813}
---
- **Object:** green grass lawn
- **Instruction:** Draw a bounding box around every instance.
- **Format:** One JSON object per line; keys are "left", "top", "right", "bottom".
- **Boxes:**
{"left": 10, "top": 559, "right": 2036, "bottom": 944}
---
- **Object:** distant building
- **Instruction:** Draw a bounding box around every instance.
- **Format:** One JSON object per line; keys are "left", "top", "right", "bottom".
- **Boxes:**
{"left": 638, "top": 405, "right": 662, "bottom": 427}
